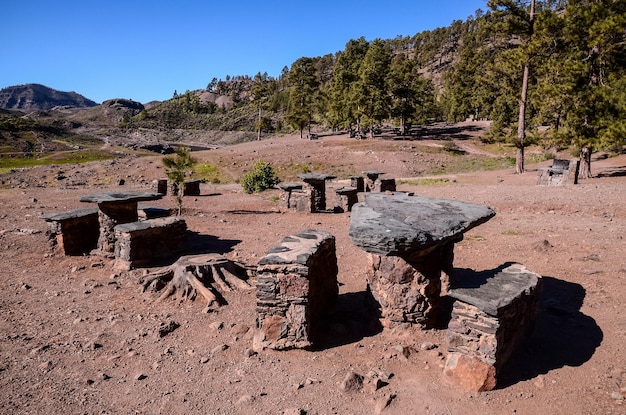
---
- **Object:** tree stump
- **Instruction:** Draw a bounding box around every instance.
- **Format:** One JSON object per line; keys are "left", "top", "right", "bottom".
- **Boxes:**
{"left": 140, "top": 253, "right": 253, "bottom": 312}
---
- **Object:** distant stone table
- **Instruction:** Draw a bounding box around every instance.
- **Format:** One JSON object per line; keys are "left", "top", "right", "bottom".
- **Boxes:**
{"left": 297, "top": 173, "right": 336, "bottom": 212}
{"left": 80, "top": 191, "right": 163, "bottom": 254}
{"left": 362, "top": 170, "right": 385, "bottom": 192}
{"left": 349, "top": 192, "right": 495, "bottom": 327}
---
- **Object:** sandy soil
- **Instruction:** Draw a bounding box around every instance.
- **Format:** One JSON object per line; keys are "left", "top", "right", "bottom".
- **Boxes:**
{"left": 1, "top": 128, "right": 625, "bottom": 414}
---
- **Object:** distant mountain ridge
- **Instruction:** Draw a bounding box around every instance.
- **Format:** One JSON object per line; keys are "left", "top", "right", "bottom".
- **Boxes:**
{"left": 0, "top": 83, "right": 98, "bottom": 111}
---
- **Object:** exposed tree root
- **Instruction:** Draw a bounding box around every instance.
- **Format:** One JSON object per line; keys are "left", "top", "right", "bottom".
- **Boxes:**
{"left": 140, "top": 253, "right": 253, "bottom": 312}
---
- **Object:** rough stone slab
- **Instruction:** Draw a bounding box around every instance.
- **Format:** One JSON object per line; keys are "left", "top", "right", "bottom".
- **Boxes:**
{"left": 297, "top": 173, "right": 336, "bottom": 181}
{"left": 259, "top": 229, "right": 335, "bottom": 266}
{"left": 41, "top": 208, "right": 99, "bottom": 222}
{"left": 349, "top": 193, "right": 495, "bottom": 256}
{"left": 114, "top": 216, "right": 183, "bottom": 233}
{"left": 80, "top": 191, "right": 162, "bottom": 204}
{"left": 278, "top": 182, "right": 304, "bottom": 191}
{"left": 448, "top": 263, "right": 540, "bottom": 316}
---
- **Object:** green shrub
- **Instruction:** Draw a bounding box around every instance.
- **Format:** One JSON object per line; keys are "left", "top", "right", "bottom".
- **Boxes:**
{"left": 241, "top": 161, "right": 280, "bottom": 194}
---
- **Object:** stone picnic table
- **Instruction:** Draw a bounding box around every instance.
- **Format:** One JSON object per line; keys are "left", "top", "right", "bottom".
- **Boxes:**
{"left": 362, "top": 170, "right": 385, "bottom": 192}
{"left": 80, "top": 191, "right": 163, "bottom": 254}
{"left": 297, "top": 173, "right": 336, "bottom": 212}
{"left": 348, "top": 192, "right": 495, "bottom": 327}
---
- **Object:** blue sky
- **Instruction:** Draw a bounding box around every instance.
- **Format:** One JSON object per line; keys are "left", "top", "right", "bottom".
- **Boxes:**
{"left": 1, "top": 1, "right": 487, "bottom": 104}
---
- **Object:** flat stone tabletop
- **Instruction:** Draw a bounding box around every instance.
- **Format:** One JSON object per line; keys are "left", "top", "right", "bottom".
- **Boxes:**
{"left": 80, "top": 191, "right": 163, "bottom": 204}
{"left": 349, "top": 192, "right": 495, "bottom": 256}
{"left": 278, "top": 182, "right": 304, "bottom": 191}
{"left": 363, "top": 170, "right": 385, "bottom": 177}
{"left": 297, "top": 173, "right": 336, "bottom": 181}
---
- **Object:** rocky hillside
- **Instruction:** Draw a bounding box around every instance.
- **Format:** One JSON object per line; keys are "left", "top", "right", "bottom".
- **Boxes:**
{"left": 0, "top": 83, "right": 98, "bottom": 111}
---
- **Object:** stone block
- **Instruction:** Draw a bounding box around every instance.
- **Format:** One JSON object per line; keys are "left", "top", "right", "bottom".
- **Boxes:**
{"left": 537, "top": 159, "right": 579, "bottom": 186}
{"left": 113, "top": 217, "right": 187, "bottom": 270}
{"left": 42, "top": 208, "right": 99, "bottom": 255}
{"left": 254, "top": 229, "right": 338, "bottom": 350}
{"left": 443, "top": 263, "right": 542, "bottom": 391}
{"left": 334, "top": 186, "right": 358, "bottom": 213}
{"left": 183, "top": 179, "right": 201, "bottom": 196}
{"left": 373, "top": 178, "right": 396, "bottom": 192}
{"left": 152, "top": 178, "right": 168, "bottom": 195}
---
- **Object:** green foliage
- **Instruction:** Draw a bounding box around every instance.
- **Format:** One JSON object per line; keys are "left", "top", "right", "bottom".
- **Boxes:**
{"left": 162, "top": 147, "right": 196, "bottom": 215}
{"left": 193, "top": 162, "right": 229, "bottom": 184}
{"left": 241, "top": 161, "right": 280, "bottom": 194}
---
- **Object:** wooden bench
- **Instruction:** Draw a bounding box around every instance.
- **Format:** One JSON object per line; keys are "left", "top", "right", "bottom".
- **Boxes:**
{"left": 113, "top": 217, "right": 187, "bottom": 270}
{"left": 41, "top": 208, "right": 99, "bottom": 255}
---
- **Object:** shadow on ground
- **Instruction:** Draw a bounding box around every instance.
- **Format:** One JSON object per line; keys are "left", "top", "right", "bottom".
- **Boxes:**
{"left": 312, "top": 289, "right": 383, "bottom": 351}
{"left": 596, "top": 165, "right": 626, "bottom": 177}
{"left": 186, "top": 231, "right": 241, "bottom": 255}
{"left": 498, "top": 276, "right": 603, "bottom": 388}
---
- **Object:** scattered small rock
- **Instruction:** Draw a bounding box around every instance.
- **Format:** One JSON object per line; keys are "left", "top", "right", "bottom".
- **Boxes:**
{"left": 236, "top": 394, "right": 254, "bottom": 404}
{"left": 420, "top": 342, "right": 437, "bottom": 350}
{"left": 209, "top": 321, "right": 224, "bottom": 331}
{"left": 157, "top": 320, "right": 180, "bottom": 338}
{"left": 134, "top": 373, "right": 148, "bottom": 381}
{"left": 339, "top": 370, "right": 363, "bottom": 393}
{"left": 211, "top": 344, "right": 228, "bottom": 354}
{"left": 243, "top": 348, "right": 257, "bottom": 358}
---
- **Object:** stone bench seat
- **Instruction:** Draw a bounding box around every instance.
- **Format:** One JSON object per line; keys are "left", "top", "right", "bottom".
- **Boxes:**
{"left": 138, "top": 206, "right": 172, "bottom": 220}
{"left": 41, "top": 208, "right": 99, "bottom": 255}
{"left": 114, "top": 217, "right": 187, "bottom": 270}
{"left": 443, "top": 263, "right": 542, "bottom": 392}
{"left": 334, "top": 186, "right": 358, "bottom": 212}
{"left": 537, "top": 158, "right": 579, "bottom": 186}
{"left": 254, "top": 229, "right": 338, "bottom": 350}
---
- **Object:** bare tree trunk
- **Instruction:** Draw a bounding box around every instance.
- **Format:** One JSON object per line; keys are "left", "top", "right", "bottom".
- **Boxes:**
{"left": 579, "top": 145, "right": 592, "bottom": 179}
{"left": 514, "top": 0, "right": 535, "bottom": 175}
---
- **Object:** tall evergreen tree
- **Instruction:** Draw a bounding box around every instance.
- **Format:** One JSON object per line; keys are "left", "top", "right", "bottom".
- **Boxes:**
{"left": 356, "top": 39, "right": 392, "bottom": 137}
{"left": 286, "top": 57, "right": 320, "bottom": 138}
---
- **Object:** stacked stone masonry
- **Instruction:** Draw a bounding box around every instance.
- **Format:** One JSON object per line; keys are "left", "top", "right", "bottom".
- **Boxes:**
{"left": 42, "top": 208, "right": 99, "bottom": 255}
{"left": 537, "top": 158, "right": 580, "bottom": 186}
{"left": 114, "top": 217, "right": 187, "bottom": 270}
{"left": 254, "top": 229, "right": 338, "bottom": 350}
{"left": 443, "top": 263, "right": 542, "bottom": 392}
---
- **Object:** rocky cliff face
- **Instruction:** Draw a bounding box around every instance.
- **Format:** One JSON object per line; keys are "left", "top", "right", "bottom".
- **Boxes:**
{"left": 0, "top": 83, "right": 98, "bottom": 110}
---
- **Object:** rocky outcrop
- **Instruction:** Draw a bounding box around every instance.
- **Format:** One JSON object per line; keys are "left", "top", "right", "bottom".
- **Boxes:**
{"left": 0, "top": 84, "right": 97, "bottom": 110}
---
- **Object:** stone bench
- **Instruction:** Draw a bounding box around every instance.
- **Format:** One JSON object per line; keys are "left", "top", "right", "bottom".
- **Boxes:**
{"left": 334, "top": 186, "right": 358, "bottom": 212}
{"left": 537, "top": 158, "right": 579, "bottom": 186}
{"left": 113, "top": 217, "right": 187, "bottom": 270}
{"left": 152, "top": 178, "right": 168, "bottom": 195}
{"left": 183, "top": 179, "right": 202, "bottom": 196}
{"left": 278, "top": 182, "right": 308, "bottom": 212}
{"left": 41, "top": 208, "right": 99, "bottom": 255}
{"left": 138, "top": 206, "right": 171, "bottom": 220}
{"left": 350, "top": 176, "right": 364, "bottom": 192}
{"left": 373, "top": 178, "right": 396, "bottom": 192}
{"left": 254, "top": 229, "right": 338, "bottom": 350}
{"left": 443, "top": 263, "right": 542, "bottom": 392}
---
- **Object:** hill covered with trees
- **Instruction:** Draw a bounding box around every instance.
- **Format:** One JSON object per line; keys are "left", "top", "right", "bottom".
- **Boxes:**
{"left": 126, "top": 0, "right": 624, "bottom": 171}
